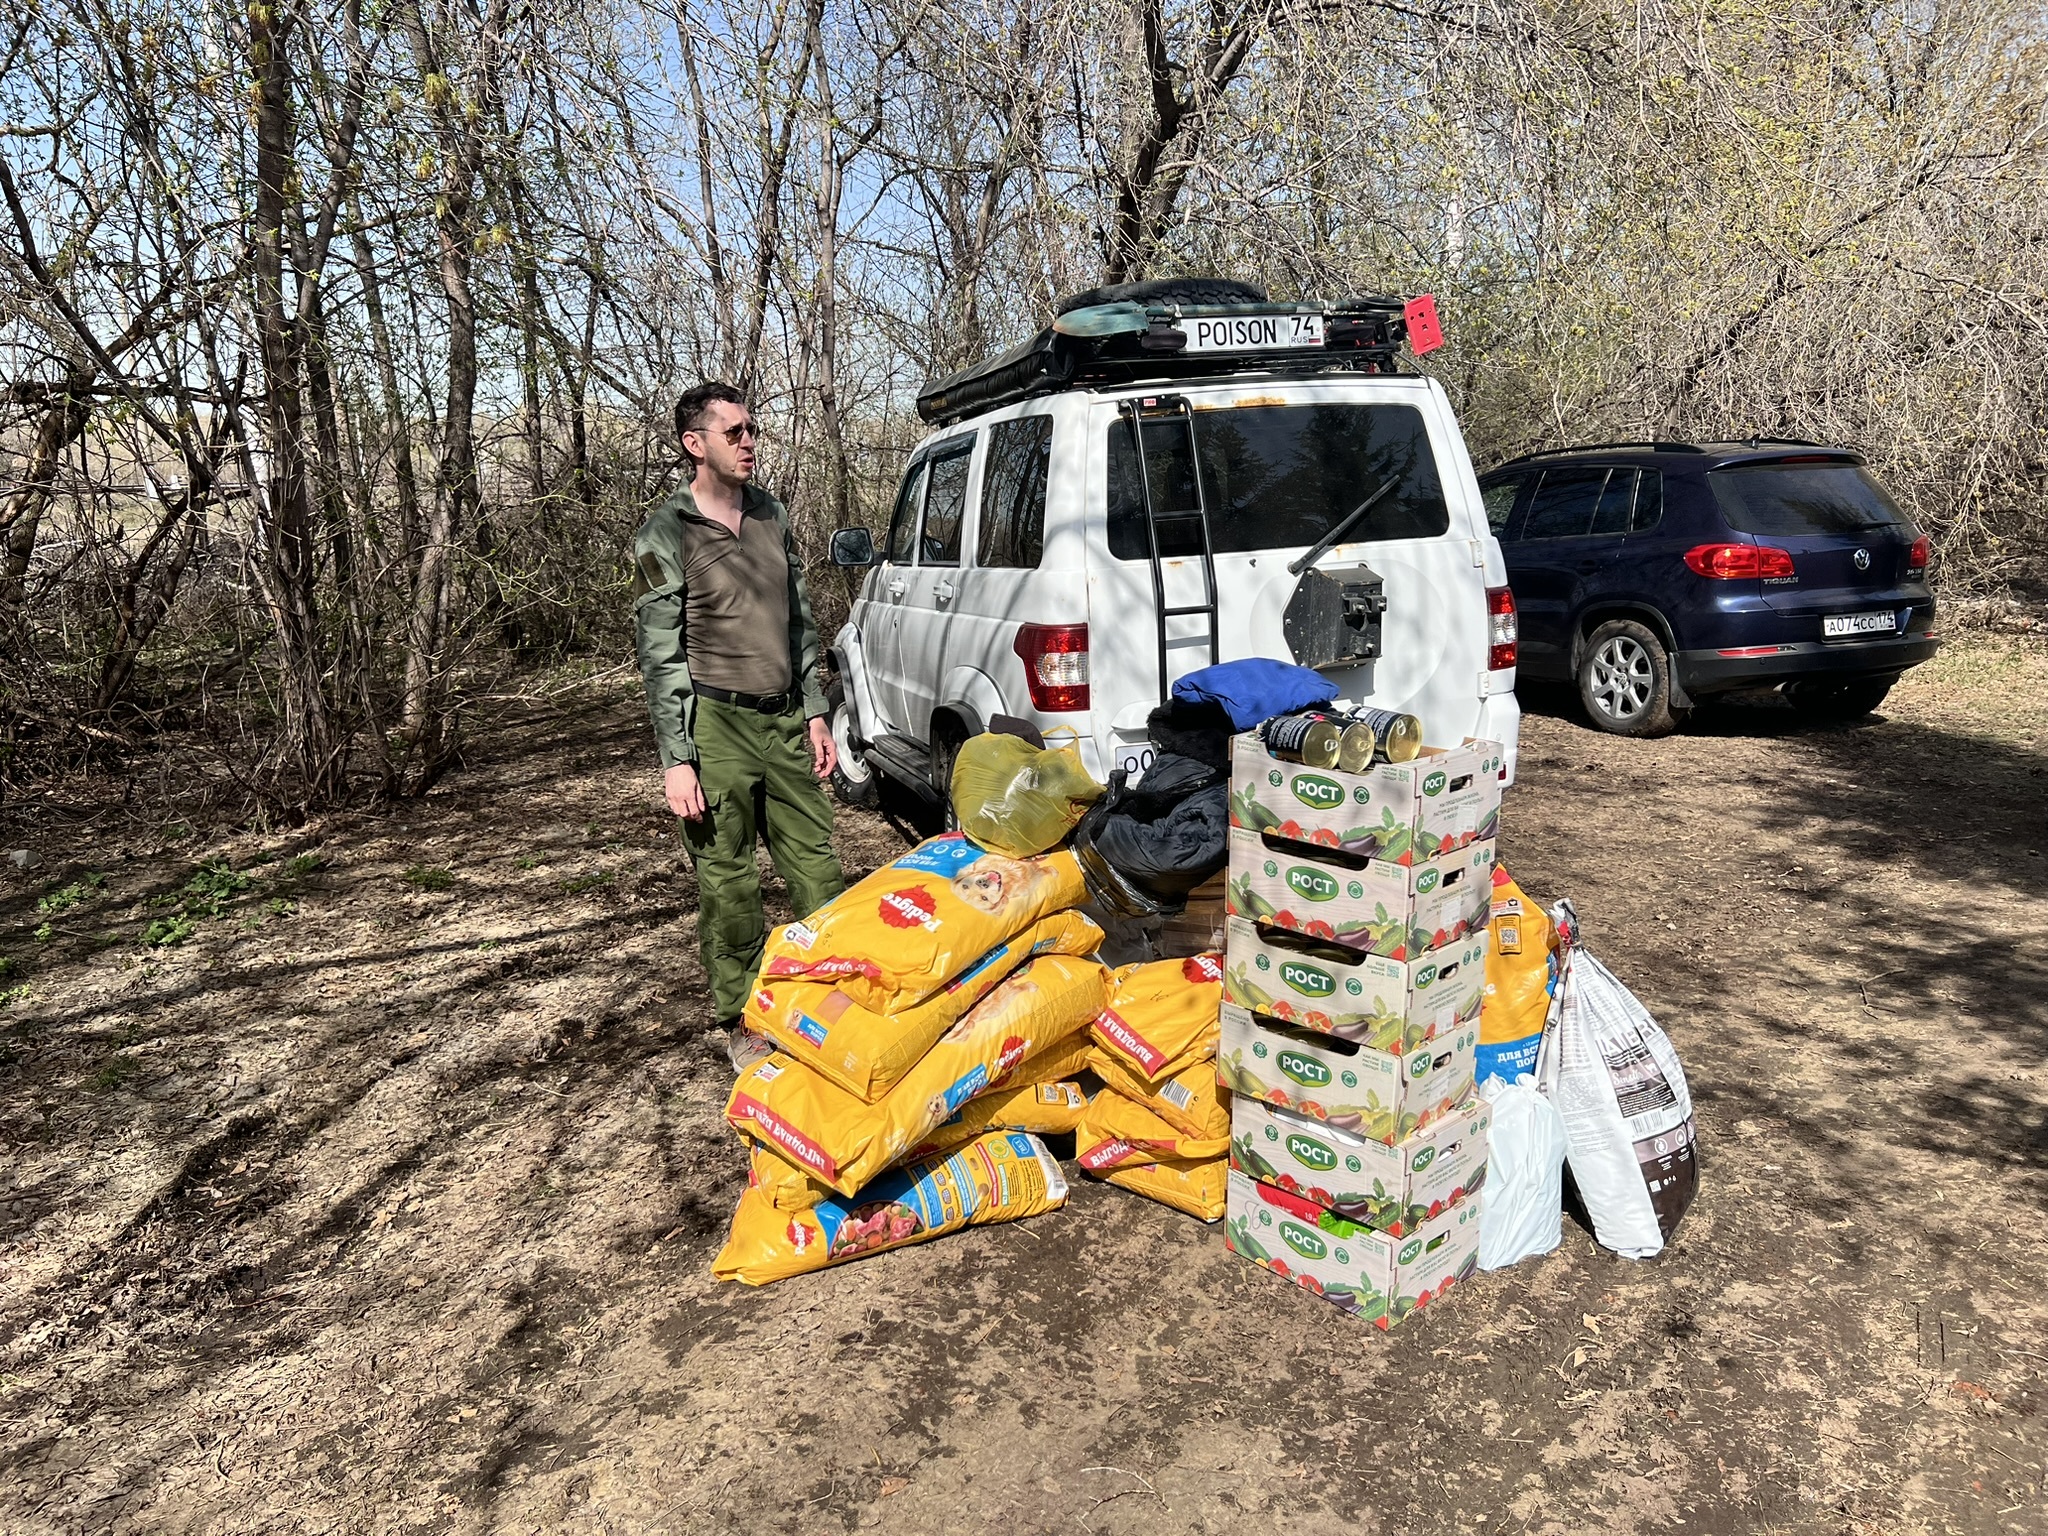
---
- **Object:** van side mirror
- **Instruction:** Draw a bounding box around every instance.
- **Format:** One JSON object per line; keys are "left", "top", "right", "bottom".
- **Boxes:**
{"left": 830, "top": 527, "right": 876, "bottom": 567}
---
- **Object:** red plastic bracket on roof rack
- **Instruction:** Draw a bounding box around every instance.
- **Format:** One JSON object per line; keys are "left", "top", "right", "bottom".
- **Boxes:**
{"left": 1404, "top": 295, "right": 1444, "bottom": 355}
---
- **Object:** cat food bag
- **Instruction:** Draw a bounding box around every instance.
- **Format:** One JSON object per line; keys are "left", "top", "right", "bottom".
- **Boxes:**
{"left": 755, "top": 835, "right": 1088, "bottom": 1011}
{"left": 1076, "top": 1090, "right": 1229, "bottom": 1171}
{"left": 728, "top": 953, "right": 1108, "bottom": 1197}
{"left": 1087, "top": 1047, "right": 1232, "bottom": 1142}
{"left": 715, "top": 1131, "right": 1068, "bottom": 1285}
{"left": 747, "top": 908, "right": 1104, "bottom": 1101}
{"left": 1089, "top": 953, "right": 1225, "bottom": 1085}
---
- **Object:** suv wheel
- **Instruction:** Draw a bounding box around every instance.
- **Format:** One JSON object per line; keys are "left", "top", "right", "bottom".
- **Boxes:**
{"left": 825, "top": 680, "right": 879, "bottom": 808}
{"left": 1578, "top": 619, "right": 1687, "bottom": 737}
{"left": 1786, "top": 675, "right": 1894, "bottom": 720}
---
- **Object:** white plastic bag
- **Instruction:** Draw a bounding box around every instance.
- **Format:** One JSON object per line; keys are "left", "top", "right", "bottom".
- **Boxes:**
{"left": 1535, "top": 902, "right": 1698, "bottom": 1259}
{"left": 1476, "top": 1073, "right": 1567, "bottom": 1271}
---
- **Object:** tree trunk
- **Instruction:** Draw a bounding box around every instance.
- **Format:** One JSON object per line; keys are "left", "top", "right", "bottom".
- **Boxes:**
{"left": 0, "top": 374, "right": 94, "bottom": 616}
{"left": 248, "top": 0, "right": 341, "bottom": 801}
{"left": 393, "top": 0, "right": 509, "bottom": 785}
{"left": 349, "top": 205, "right": 422, "bottom": 563}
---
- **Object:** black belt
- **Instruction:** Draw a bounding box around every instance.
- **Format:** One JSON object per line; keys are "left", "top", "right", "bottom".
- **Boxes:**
{"left": 697, "top": 681, "right": 798, "bottom": 714}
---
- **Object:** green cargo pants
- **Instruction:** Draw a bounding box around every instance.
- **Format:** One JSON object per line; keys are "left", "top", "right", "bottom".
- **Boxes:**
{"left": 683, "top": 696, "right": 846, "bottom": 1020}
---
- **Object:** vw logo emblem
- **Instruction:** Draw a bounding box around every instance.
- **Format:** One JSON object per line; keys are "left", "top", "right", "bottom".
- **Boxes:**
{"left": 1852, "top": 548, "right": 1872, "bottom": 571}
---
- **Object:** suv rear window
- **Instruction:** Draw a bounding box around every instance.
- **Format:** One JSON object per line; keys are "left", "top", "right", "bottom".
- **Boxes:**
{"left": 1518, "top": 466, "right": 1662, "bottom": 539}
{"left": 1709, "top": 461, "right": 1907, "bottom": 537}
{"left": 1107, "top": 403, "right": 1449, "bottom": 559}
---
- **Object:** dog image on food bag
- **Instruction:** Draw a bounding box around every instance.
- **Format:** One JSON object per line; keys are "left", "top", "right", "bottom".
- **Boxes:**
{"left": 950, "top": 853, "right": 1055, "bottom": 916}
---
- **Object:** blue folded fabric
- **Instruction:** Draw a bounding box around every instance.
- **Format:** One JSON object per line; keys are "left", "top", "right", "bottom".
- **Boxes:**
{"left": 1169, "top": 658, "right": 1336, "bottom": 731}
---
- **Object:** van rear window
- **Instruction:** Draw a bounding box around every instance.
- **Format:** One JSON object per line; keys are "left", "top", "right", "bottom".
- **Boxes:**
{"left": 1708, "top": 461, "right": 1908, "bottom": 537}
{"left": 1107, "top": 403, "right": 1449, "bottom": 560}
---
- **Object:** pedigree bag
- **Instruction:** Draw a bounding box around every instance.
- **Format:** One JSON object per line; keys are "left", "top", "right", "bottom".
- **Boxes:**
{"left": 1076, "top": 1090, "right": 1229, "bottom": 1171}
{"left": 1479, "top": 865, "right": 1556, "bottom": 1086}
{"left": 715, "top": 1131, "right": 1068, "bottom": 1286}
{"left": 1087, "top": 1048, "right": 1232, "bottom": 1141}
{"left": 756, "top": 834, "right": 1088, "bottom": 1010}
{"left": 1089, "top": 953, "right": 1225, "bottom": 1085}
{"left": 748, "top": 908, "right": 1104, "bottom": 1101}
{"left": 1092, "top": 1155, "right": 1228, "bottom": 1222}
{"left": 728, "top": 954, "right": 1108, "bottom": 1197}
{"left": 751, "top": 1065, "right": 1092, "bottom": 1211}
{"left": 912, "top": 1078, "right": 1091, "bottom": 1158}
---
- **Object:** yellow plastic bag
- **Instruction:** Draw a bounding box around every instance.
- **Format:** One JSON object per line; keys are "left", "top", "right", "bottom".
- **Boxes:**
{"left": 715, "top": 1131, "right": 1068, "bottom": 1285}
{"left": 1075, "top": 1090, "right": 1229, "bottom": 1172}
{"left": 757, "top": 835, "right": 1088, "bottom": 1010}
{"left": 1089, "top": 953, "right": 1224, "bottom": 1085}
{"left": 1090, "top": 1154, "right": 1228, "bottom": 1222}
{"left": 1089, "top": 1046, "right": 1231, "bottom": 1142}
{"left": 1480, "top": 864, "right": 1557, "bottom": 1084}
{"left": 728, "top": 954, "right": 1109, "bottom": 1196}
{"left": 747, "top": 908, "right": 1103, "bottom": 1101}
{"left": 951, "top": 735, "right": 1105, "bottom": 858}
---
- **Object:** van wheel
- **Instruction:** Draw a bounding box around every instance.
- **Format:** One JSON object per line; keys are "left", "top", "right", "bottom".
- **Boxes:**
{"left": 825, "top": 680, "right": 878, "bottom": 808}
{"left": 1577, "top": 620, "right": 1687, "bottom": 737}
{"left": 1786, "top": 675, "right": 1895, "bottom": 720}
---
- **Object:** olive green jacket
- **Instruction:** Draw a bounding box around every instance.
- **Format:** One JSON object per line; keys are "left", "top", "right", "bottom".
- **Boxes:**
{"left": 631, "top": 480, "right": 828, "bottom": 770}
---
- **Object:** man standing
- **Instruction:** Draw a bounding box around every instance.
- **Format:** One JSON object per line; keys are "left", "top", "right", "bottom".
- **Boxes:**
{"left": 633, "top": 382, "right": 845, "bottom": 1068}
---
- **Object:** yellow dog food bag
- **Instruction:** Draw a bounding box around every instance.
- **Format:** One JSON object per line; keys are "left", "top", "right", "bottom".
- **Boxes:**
{"left": 1089, "top": 953, "right": 1225, "bottom": 1086}
{"left": 911, "top": 1078, "right": 1091, "bottom": 1160}
{"left": 1091, "top": 1154, "right": 1228, "bottom": 1222}
{"left": 716, "top": 1131, "right": 1068, "bottom": 1286}
{"left": 1089, "top": 1046, "right": 1231, "bottom": 1142}
{"left": 747, "top": 908, "right": 1103, "bottom": 1102}
{"left": 728, "top": 953, "right": 1109, "bottom": 1197}
{"left": 1075, "top": 1090, "right": 1229, "bottom": 1172}
{"left": 755, "top": 834, "right": 1088, "bottom": 1010}
{"left": 1480, "top": 864, "right": 1558, "bottom": 1084}
{"left": 753, "top": 1074, "right": 1092, "bottom": 1211}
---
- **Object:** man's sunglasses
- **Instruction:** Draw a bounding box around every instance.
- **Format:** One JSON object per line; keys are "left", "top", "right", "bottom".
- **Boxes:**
{"left": 693, "top": 421, "right": 757, "bottom": 445}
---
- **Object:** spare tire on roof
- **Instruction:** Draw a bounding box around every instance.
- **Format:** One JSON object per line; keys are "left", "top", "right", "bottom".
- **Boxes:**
{"left": 1055, "top": 277, "right": 1269, "bottom": 315}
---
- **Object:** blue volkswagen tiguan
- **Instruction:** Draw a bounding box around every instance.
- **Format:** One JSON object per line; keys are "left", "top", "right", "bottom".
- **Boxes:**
{"left": 1478, "top": 441, "right": 1938, "bottom": 735}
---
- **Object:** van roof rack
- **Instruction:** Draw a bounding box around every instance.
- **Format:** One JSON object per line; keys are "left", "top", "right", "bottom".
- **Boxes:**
{"left": 916, "top": 295, "right": 1431, "bottom": 426}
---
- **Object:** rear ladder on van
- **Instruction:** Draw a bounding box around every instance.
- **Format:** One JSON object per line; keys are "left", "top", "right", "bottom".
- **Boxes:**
{"left": 1118, "top": 395, "right": 1220, "bottom": 700}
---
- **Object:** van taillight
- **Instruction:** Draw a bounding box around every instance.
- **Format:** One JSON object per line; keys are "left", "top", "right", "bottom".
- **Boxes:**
{"left": 1486, "top": 586, "right": 1518, "bottom": 671}
{"left": 1684, "top": 543, "right": 1795, "bottom": 579}
{"left": 1906, "top": 535, "right": 1930, "bottom": 574}
{"left": 1014, "top": 624, "right": 1089, "bottom": 711}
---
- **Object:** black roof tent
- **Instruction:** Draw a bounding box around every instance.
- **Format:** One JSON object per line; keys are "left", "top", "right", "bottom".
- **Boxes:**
{"left": 915, "top": 291, "right": 1440, "bottom": 427}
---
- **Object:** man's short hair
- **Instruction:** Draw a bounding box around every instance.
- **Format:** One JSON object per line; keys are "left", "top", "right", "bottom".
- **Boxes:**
{"left": 675, "top": 381, "right": 748, "bottom": 460}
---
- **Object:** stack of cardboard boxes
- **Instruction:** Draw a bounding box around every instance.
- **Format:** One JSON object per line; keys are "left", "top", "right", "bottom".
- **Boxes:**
{"left": 1217, "top": 732, "right": 1506, "bottom": 1328}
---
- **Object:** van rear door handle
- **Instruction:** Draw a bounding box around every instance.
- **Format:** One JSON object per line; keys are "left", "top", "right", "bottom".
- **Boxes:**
{"left": 887, "top": 578, "right": 906, "bottom": 599}
{"left": 935, "top": 580, "right": 955, "bottom": 604}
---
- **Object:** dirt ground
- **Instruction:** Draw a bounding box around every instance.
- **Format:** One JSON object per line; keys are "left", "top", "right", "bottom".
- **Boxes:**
{"left": 2, "top": 636, "right": 2044, "bottom": 1536}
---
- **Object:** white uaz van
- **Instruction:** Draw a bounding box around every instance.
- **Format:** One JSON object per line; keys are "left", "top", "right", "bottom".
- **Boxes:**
{"left": 823, "top": 281, "right": 1521, "bottom": 809}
